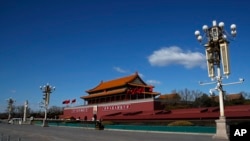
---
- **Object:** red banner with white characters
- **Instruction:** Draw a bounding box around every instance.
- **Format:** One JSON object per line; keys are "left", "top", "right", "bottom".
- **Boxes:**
{"left": 71, "top": 108, "right": 88, "bottom": 113}
{"left": 102, "top": 105, "right": 130, "bottom": 111}
{"left": 126, "top": 87, "right": 144, "bottom": 95}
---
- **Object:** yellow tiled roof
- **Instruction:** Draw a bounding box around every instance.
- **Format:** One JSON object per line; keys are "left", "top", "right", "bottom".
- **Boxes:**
{"left": 82, "top": 88, "right": 127, "bottom": 99}
{"left": 158, "top": 93, "right": 181, "bottom": 99}
{"left": 127, "top": 83, "right": 153, "bottom": 88}
{"left": 227, "top": 93, "right": 243, "bottom": 100}
{"left": 82, "top": 88, "right": 160, "bottom": 99}
{"left": 86, "top": 72, "right": 141, "bottom": 93}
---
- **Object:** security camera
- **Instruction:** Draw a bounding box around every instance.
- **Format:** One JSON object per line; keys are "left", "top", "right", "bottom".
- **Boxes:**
{"left": 239, "top": 78, "right": 244, "bottom": 82}
{"left": 209, "top": 89, "right": 215, "bottom": 96}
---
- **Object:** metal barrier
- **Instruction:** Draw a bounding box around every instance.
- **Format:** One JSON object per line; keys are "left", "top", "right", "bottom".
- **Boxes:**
{"left": 8, "top": 118, "right": 31, "bottom": 125}
{"left": 0, "top": 133, "right": 21, "bottom": 141}
{"left": 104, "top": 124, "right": 216, "bottom": 133}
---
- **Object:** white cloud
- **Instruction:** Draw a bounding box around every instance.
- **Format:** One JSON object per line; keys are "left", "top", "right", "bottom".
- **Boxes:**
{"left": 138, "top": 73, "right": 144, "bottom": 78}
{"left": 146, "top": 80, "right": 161, "bottom": 85}
{"left": 113, "top": 67, "right": 128, "bottom": 73}
{"left": 148, "top": 46, "right": 206, "bottom": 69}
{"left": 10, "top": 89, "right": 16, "bottom": 94}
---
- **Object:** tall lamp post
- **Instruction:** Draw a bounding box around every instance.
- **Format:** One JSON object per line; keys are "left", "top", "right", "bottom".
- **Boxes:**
{"left": 40, "top": 83, "right": 55, "bottom": 127}
{"left": 7, "top": 98, "right": 15, "bottom": 121}
{"left": 195, "top": 20, "right": 243, "bottom": 140}
{"left": 23, "top": 100, "right": 28, "bottom": 123}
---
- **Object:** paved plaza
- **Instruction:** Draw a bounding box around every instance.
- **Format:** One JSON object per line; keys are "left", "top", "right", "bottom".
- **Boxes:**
{"left": 0, "top": 123, "right": 213, "bottom": 141}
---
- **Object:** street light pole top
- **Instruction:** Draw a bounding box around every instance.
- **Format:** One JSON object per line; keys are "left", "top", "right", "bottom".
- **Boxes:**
{"left": 230, "top": 24, "right": 236, "bottom": 30}
{"left": 202, "top": 25, "right": 208, "bottom": 31}
{"left": 6, "top": 97, "right": 15, "bottom": 102}
{"left": 212, "top": 20, "right": 217, "bottom": 26}
{"left": 194, "top": 30, "right": 200, "bottom": 36}
{"left": 39, "top": 83, "right": 56, "bottom": 93}
{"left": 194, "top": 30, "right": 203, "bottom": 42}
{"left": 219, "top": 22, "right": 224, "bottom": 28}
{"left": 194, "top": 20, "right": 237, "bottom": 44}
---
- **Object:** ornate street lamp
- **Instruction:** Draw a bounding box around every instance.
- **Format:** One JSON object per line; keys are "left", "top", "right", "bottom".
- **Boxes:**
{"left": 40, "top": 83, "right": 55, "bottom": 127}
{"left": 7, "top": 98, "right": 15, "bottom": 121}
{"left": 195, "top": 20, "right": 243, "bottom": 140}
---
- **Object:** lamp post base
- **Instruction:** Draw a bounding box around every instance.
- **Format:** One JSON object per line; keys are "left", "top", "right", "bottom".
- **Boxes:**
{"left": 42, "top": 119, "right": 49, "bottom": 127}
{"left": 213, "top": 117, "right": 229, "bottom": 141}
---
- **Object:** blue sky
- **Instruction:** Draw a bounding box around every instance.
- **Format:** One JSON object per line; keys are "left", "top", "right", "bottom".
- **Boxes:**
{"left": 1, "top": 0, "right": 249, "bottom": 112}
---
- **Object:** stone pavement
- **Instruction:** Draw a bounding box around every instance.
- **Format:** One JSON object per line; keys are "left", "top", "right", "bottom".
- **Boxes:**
{"left": 0, "top": 123, "right": 213, "bottom": 141}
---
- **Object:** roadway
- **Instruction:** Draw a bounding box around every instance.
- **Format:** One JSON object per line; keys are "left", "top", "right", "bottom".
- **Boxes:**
{"left": 0, "top": 123, "right": 213, "bottom": 141}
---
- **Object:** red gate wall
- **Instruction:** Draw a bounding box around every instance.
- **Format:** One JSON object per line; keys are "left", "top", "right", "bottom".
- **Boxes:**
{"left": 62, "top": 98, "right": 160, "bottom": 120}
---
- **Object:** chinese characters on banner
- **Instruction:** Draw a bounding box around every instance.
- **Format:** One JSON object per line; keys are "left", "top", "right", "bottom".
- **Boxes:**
{"left": 72, "top": 108, "right": 88, "bottom": 113}
{"left": 126, "top": 86, "right": 153, "bottom": 95}
{"left": 127, "top": 87, "right": 144, "bottom": 94}
{"left": 103, "top": 105, "right": 130, "bottom": 111}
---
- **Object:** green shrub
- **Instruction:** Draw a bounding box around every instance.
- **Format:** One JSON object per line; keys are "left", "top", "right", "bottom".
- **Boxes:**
{"left": 168, "top": 120, "right": 194, "bottom": 126}
{"left": 101, "top": 121, "right": 114, "bottom": 125}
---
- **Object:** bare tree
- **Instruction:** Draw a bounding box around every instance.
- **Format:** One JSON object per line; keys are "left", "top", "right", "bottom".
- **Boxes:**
{"left": 191, "top": 90, "right": 204, "bottom": 101}
{"left": 47, "top": 106, "right": 63, "bottom": 119}
{"left": 240, "top": 91, "right": 250, "bottom": 99}
{"left": 10, "top": 105, "right": 31, "bottom": 118}
{"left": 171, "top": 89, "right": 204, "bottom": 104}
{"left": 178, "top": 88, "right": 193, "bottom": 104}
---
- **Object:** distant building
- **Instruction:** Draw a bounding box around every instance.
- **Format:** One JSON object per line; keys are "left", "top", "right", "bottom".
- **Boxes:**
{"left": 62, "top": 72, "right": 163, "bottom": 120}
{"left": 226, "top": 93, "right": 244, "bottom": 101}
{"left": 157, "top": 93, "right": 181, "bottom": 104}
{"left": 61, "top": 73, "right": 250, "bottom": 121}
{"left": 212, "top": 93, "right": 244, "bottom": 102}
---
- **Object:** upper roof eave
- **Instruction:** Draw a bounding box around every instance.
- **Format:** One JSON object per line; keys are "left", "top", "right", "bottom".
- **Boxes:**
{"left": 86, "top": 72, "right": 140, "bottom": 93}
